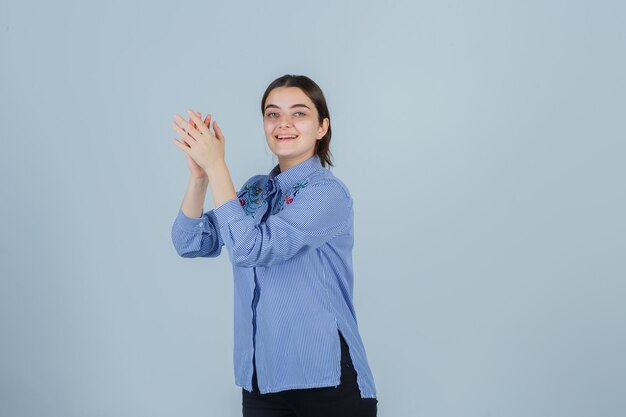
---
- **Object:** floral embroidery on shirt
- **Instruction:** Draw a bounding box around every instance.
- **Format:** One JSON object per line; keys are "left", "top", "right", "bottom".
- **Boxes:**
{"left": 277, "top": 180, "right": 309, "bottom": 211}
{"left": 238, "top": 180, "right": 271, "bottom": 216}
{"left": 239, "top": 178, "right": 310, "bottom": 216}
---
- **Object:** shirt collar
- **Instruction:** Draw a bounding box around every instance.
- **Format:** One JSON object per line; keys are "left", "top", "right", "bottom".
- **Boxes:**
{"left": 268, "top": 154, "right": 323, "bottom": 191}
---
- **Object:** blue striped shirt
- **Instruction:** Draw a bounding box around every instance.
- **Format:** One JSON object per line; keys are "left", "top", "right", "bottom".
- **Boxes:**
{"left": 170, "top": 154, "right": 377, "bottom": 399}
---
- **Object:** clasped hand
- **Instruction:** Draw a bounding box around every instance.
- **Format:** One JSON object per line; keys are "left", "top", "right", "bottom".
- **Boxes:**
{"left": 171, "top": 109, "right": 226, "bottom": 173}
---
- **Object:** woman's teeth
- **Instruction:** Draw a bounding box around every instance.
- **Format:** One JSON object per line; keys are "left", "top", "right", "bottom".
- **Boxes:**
{"left": 277, "top": 135, "right": 298, "bottom": 140}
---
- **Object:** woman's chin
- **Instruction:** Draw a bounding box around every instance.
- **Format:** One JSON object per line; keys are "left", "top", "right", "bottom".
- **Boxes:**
{"left": 270, "top": 146, "right": 297, "bottom": 155}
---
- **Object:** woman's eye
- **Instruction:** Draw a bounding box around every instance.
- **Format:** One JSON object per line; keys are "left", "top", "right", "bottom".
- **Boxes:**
{"left": 265, "top": 111, "right": 305, "bottom": 118}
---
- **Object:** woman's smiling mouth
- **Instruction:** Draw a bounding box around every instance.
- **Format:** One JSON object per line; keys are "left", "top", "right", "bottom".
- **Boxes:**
{"left": 276, "top": 135, "right": 299, "bottom": 141}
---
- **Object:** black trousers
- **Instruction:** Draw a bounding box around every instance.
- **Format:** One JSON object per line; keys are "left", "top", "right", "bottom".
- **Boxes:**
{"left": 242, "top": 330, "right": 378, "bottom": 417}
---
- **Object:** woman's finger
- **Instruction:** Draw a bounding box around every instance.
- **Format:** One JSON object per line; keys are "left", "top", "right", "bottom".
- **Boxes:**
{"left": 171, "top": 117, "right": 190, "bottom": 140}
{"left": 187, "top": 110, "right": 210, "bottom": 136}
{"left": 190, "top": 112, "right": 199, "bottom": 130}
{"left": 171, "top": 138, "right": 191, "bottom": 152}
{"left": 213, "top": 120, "right": 225, "bottom": 142}
{"left": 194, "top": 111, "right": 208, "bottom": 128}
{"left": 195, "top": 111, "right": 203, "bottom": 128}
{"left": 172, "top": 121, "right": 199, "bottom": 143}
{"left": 172, "top": 136, "right": 190, "bottom": 149}
{"left": 173, "top": 114, "right": 200, "bottom": 140}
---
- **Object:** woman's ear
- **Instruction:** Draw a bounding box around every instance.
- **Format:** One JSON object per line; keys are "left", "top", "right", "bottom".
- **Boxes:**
{"left": 318, "top": 118, "right": 330, "bottom": 139}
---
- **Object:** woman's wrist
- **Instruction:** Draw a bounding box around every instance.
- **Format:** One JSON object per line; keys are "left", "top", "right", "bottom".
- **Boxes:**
{"left": 190, "top": 175, "right": 210, "bottom": 187}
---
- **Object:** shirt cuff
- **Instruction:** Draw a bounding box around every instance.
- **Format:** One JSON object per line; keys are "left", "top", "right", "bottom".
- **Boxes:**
{"left": 212, "top": 197, "right": 247, "bottom": 230}
{"left": 174, "top": 207, "right": 211, "bottom": 233}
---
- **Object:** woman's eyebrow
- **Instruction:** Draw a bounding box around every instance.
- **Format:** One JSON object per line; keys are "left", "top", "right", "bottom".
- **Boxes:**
{"left": 264, "top": 104, "right": 311, "bottom": 111}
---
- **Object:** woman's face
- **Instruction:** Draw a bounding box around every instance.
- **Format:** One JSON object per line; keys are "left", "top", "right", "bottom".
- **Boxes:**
{"left": 263, "top": 87, "right": 329, "bottom": 164}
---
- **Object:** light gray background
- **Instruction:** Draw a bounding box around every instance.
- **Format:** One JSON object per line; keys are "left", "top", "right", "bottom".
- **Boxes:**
{"left": 1, "top": 1, "right": 625, "bottom": 416}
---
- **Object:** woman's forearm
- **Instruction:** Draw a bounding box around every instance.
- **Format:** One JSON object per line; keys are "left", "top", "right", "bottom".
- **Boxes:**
{"left": 205, "top": 159, "right": 238, "bottom": 209}
{"left": 180, "top": 176, "right": 210, "bottom": 218}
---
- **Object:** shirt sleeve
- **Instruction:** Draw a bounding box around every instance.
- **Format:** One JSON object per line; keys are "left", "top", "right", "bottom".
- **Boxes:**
{"left": 170, "top": 207, "right": 225, "bottom": 258}
{"left": 212, "top": 180, "right": 352, "bottom": 268}
{"left": 171, "top": 176, "right": 260, "bottom": 258}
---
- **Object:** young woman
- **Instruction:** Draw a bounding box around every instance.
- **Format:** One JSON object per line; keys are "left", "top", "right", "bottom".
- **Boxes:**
{"left": 170, "top": 74, "right": 378, "bottom": 417}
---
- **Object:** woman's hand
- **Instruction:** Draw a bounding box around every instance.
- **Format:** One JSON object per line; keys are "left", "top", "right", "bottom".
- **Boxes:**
{"left": 171, "top": 109, "right": 226, "bottom": 176}
{"left": 174, "top": 111, "right": 210, "bottom": 180}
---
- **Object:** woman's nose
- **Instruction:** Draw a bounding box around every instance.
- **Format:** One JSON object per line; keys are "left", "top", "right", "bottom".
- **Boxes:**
{"left": 279, "top": 116, "right": 292, "bottom": 126}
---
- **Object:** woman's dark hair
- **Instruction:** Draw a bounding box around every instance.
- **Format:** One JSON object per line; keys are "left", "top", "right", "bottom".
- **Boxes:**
{"left": 261, "top": 74, "right": 334, "bottom": 168}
